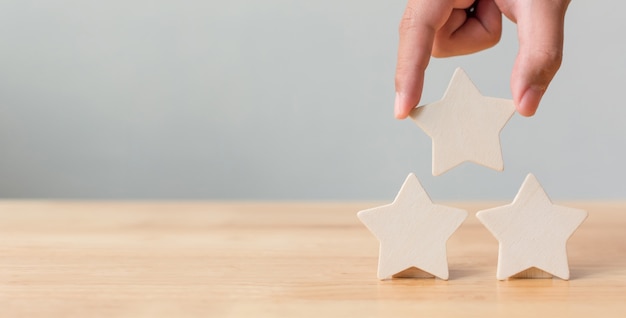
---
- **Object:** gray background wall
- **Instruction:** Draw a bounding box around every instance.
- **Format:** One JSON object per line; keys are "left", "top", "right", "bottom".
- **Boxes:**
{"left": 0, "top": 1, "right": 624, "bottom": 200}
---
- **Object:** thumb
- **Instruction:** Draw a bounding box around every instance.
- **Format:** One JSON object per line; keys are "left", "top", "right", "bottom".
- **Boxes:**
{"left": 511, "top": 0, "right": 569, "bottom": 116}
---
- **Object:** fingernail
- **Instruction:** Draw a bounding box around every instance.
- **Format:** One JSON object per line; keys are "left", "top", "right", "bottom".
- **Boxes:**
{"left": 519, "top": 87, "right": 544, "bottom": 117}
{"left": 394, "top": 92, "right": 403, "bottom": 119}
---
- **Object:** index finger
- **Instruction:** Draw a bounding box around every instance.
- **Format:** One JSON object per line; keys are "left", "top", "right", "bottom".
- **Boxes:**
{"left": 394, "top": 0, "right": 470, "bottom": 119}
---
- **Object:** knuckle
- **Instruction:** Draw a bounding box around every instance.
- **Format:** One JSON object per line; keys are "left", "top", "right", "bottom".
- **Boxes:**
{"left": 399, "top": 6, "right": 418, "bottom": 34}
{"left": 399, "top": 5, "right": 439, "bottom": 35}
{"left": 525, "top": 48, "right": 563, "bottom": 87}
{"left": 532, "top": 48, "right": 563, "bottom": 73}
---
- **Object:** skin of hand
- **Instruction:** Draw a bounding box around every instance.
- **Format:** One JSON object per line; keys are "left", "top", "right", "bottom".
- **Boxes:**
{"left": 394, "top": 0, "right": 571, "bottom": 119}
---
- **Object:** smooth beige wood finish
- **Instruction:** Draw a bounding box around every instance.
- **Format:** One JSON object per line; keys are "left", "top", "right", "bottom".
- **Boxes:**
{"left": 410, "top": 68, "right": 515, "bottom": 176}
{"left": 477, "top": 174, "right": 588, "bottom": 280}
{"left": 358, "top": 173, "right": 467, "bottom": 280}
{"left": 0, "top": 201, "right": 625, "bottom": 317}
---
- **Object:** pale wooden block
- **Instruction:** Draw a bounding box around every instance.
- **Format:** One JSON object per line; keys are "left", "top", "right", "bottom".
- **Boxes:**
{"left": 476, "top": 174, "right": 588, "bottom": 280}
{"left": 357, "top": 173, "right": 467, "bottom": 280}
{"left": 410, "top": 67, "right": 516, "bottom": 176}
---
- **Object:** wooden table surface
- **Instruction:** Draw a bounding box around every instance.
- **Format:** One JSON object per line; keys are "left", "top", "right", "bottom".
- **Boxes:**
{"left": 0, "top": 201, "right": 625, "bottom": 317}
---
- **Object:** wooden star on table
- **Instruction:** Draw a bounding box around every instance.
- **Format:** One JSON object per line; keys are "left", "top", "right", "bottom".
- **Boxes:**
{"left": 410, "top": 68, "right": 516, "bottom": 176}
{"left": 357, "top": 173, "right": 467, "bottom": 280}
{"left": 476, "top": 174, "right": 588, "bottom": 280}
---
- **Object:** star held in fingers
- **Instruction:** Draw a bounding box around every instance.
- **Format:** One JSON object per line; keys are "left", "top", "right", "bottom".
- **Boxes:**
{"left": 357, "top": 173, "right": 467, "bottom": 280}
{"left": 476, "top": 174, "right": 588, "bottom": 280}
{"left": 410, "top": 67, "right": 516, "bottom": 176}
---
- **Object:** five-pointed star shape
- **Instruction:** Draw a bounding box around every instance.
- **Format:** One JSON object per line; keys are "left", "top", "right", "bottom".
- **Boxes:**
{"left": 357, "top": 173, "right": 467, "bottom": 280}
{"left": 476, "top": 174, "right": 588, "bottom": 280}
{"left": 410, "top": 68, "right": 516, "bottom": 176}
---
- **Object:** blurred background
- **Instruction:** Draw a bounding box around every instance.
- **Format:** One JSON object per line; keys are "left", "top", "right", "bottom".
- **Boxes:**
{"left": 0, "top": 1, "right": 624, "bottom": 201}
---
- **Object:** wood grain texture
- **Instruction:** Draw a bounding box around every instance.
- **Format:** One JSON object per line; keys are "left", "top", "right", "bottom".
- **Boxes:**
{"left": 0, "top": 201, "right": 625, "bottom": 317}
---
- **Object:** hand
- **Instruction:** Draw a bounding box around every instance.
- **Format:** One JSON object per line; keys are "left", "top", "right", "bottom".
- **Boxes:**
{"left": 394, "top": 0, "right": 570, "bottom": 119}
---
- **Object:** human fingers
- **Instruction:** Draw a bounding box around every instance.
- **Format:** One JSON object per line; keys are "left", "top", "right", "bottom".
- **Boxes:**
{"left": 433, "top": 0, "right": 503, "bottom": 57}
{"left": 509, "top": 0, "right": 570, "bottom": 116}
{"left": 395, "top": 0, "right": 473, "bottom": 119}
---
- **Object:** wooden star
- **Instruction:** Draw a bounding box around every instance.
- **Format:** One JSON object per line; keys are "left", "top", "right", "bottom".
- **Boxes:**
{"left": 476, "top": 174, "right": 588, "bottom": 280}
{"left": 410, "top": 68, "right": 516, "bottom": 176}
{"left": 357, "top": 173, "right": 467, "bottom": 280}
